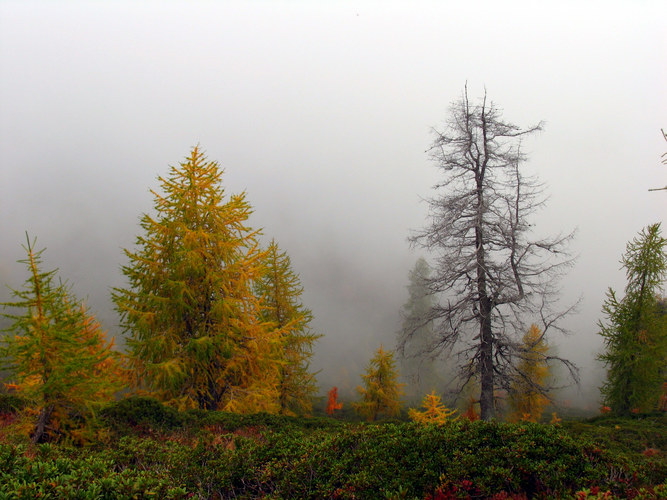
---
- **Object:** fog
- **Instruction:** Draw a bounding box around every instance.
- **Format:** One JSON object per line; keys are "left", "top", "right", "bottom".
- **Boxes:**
{"left": 1, "top": 1, "right": 665, "bottom": 409}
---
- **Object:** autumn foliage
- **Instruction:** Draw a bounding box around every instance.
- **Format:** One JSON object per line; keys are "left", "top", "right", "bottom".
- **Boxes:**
{"left": 114, "top": 146, "right": 287, "bottom": 413}
{"left": 0, "top": 147, "right": 325, "bottom": 443}
{"left": 325, "top": 387, "right": 343, "bottom": 416}
{"left": 353, "top": 346, "right": 404, "bottom": 421}
{"left": 254, "top": 240, "right": 321, "bottom": 416}
{"left": 508, "top": 324, "right": 550, "bottom": 423}
{"left": 1, "top": 237, "right": 125, "bottom": 443}
{"left": 409, "top": 391, "right": 457, "bottom": 425}
{"left": 462, "top": 398, "right": 480, "bottom": 422}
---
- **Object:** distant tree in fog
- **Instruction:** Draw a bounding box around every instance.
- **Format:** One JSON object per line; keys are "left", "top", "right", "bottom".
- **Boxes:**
{"left": 648, "top": 128, "right": 666, "bottom": 192}
{"left": 396, "top": 257, "right": 443, "bottom": 400}
{"left": 410, "top": 86, "right": 577, "bottom": 420}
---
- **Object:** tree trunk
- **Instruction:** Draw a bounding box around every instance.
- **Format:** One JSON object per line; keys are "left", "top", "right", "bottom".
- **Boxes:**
{"left": 31, "top": 404, "right": 54, "bottom": 444}
{"left": 479, "top": 297, "right": 495, "bottom": 420}
{"left": 475, "top": 180, "right": 495, "bottom": 420}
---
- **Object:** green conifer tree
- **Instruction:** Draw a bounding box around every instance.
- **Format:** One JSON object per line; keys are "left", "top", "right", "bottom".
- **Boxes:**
{"left": 254, "top": 240, "right": 321, "bottom": 415}
{"left": 113, "top": 146, "right": 281, "bottom": 412}
{"left": 598, "top": 223, "right": 667, "bottom": 414}
{"left": 1, "top": 236, "right": 124, "bottom": 443}
{"left": 353, "top": 345, "right": 404, "bottom": 421}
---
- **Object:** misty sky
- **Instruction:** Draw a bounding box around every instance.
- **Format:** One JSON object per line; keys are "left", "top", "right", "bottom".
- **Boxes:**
{"left": 1, "top": 1, "right": 665, "bottom": 406}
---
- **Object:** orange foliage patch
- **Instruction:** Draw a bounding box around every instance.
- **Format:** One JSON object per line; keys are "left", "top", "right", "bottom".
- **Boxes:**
{"left": 462, "top": 398, "right": 479, "bottom": 422}
{"left": 326, "top": 387, "right": 343, "bottom": 416}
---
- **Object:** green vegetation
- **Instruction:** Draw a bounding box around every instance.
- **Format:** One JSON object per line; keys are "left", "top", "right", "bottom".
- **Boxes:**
{"left": 0, "top": 397, "right": 664, "bottom": 499}
{"left": 598, "top": 223, "right": 667, "bottom": 414}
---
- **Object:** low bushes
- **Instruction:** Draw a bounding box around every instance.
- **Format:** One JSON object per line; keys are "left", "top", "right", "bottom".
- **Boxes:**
{"left": 100, "top": 396, "right": 341, "bottom": 436}
{"left": 0, "top": 443, "right": 189, "bottom": 499}
{"left": 0, "top": 399, "right": 664, "bottom": 499}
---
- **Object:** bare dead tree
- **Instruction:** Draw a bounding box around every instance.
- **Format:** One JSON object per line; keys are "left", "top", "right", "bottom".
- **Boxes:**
{"left": 408, "top": 86, "right": 577, "bottom": 420}
{"left": 648, "top": 128, "right": 666, "bottom": 192}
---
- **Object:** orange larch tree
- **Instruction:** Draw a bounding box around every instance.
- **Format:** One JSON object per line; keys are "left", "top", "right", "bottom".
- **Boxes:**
{"left": 325, "top": 386, "right": 343, "bottom": 416}
{"left": 409, "top": 391, "right": 457, "bottom": 425}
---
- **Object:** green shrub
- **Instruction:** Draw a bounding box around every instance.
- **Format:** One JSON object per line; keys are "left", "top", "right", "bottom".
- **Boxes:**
{"left": 244, "top": 421, "right": 608, "bottom": 498}
{"left": 0, "top": 443, "right": 189, "bottom": 499}
{"left": 563, "top": 412, "right": 666, "bottom": 454}
{"left": 181, "top": 408, "right": 342, "bottom": 432}
{"left": 100, "top": 396, "right": 183, "bottom": 432}
{"left": 173, "top": 420, "right": 663, "bottom": 498}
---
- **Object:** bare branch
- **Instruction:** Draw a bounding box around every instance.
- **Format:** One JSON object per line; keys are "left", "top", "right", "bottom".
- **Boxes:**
{"left": 649, "top": 128, "right": 667, "bottom": 191}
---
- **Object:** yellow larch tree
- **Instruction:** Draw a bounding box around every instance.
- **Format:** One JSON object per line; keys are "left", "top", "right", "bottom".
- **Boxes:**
{"left": 113, "top": 146, "right": 282, "bottom": 412}
{"left": 353, "top": 345, "right": 404, "bottom": 421}
{"left": 409, "top": 391, "right": 457, "bottom": 425}
{"left": 508, "top": 324, "right": 550, "bottom": 422}
{"left": 254, "top": 240, "right": 321, "bottom": 415}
